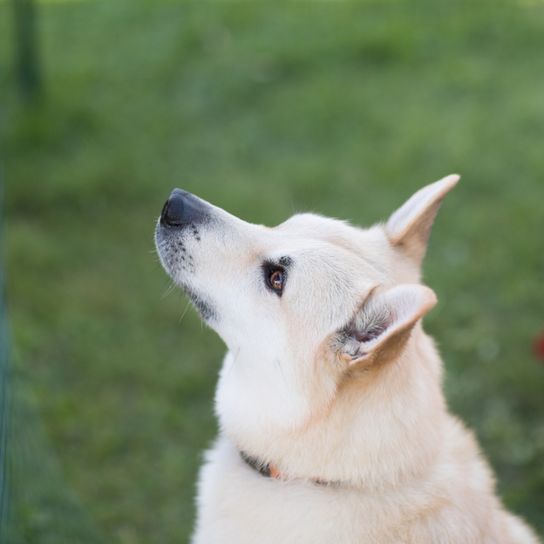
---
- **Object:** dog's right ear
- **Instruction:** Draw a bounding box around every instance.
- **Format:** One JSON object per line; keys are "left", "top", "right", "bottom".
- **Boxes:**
{"left": 385, "top": 174, "right": 459, "bottom": 265}
{"left": 334, "top": 284, "right": 437, "bottom": 369}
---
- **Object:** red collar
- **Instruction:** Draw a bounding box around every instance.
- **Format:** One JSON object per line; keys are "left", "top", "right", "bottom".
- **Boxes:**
{"left": 239, "top": 450, "right": 334, "bottom": 487}
{"left": 240, "top": 450, "right": 284, "bottom": 479}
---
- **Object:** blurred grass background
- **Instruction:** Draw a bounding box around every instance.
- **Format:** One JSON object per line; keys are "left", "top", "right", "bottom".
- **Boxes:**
{"left": 1, "top": 0, "right": 544, "bottom": 542}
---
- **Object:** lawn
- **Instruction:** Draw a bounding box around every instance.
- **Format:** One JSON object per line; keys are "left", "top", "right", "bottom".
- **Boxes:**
{"left": 1, "top": 1, "right": 544, "bottom": 542}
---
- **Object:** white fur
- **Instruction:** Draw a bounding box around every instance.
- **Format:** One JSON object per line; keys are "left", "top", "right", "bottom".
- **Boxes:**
{"left": 155, "top": 175, "right": 540, "bottom": 544}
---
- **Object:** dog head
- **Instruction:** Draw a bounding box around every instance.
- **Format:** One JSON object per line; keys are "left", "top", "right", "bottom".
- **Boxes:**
{"left": 155, "top": 175, "right": 458, "bottom": 439}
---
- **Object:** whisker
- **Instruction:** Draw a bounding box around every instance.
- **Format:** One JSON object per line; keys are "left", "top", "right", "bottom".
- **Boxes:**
{"left": 178, "top": 298, "right": 192, "bottom": 324}
{"left": 161, "top": 282, "right": 177, "bottom": 299}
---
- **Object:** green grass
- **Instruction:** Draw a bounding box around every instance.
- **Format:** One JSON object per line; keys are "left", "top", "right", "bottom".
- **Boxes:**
{"left": 2, "top": 1, "right": 544, "bottom": 542}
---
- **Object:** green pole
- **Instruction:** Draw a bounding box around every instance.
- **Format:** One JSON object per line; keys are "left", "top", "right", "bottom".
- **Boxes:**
{"left": 13, "top": 0, "right": 42, "bottom": 100}
{"left": 0, "top": 163, "right": 10, "bottom": 542}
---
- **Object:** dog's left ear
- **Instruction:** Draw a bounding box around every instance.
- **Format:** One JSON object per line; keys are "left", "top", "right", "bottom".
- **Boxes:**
{"left": 336, "top": 284, "right": 437, "bottom": 368}
{"left": 386, "top": 174, "right": 459, "bottom": 264}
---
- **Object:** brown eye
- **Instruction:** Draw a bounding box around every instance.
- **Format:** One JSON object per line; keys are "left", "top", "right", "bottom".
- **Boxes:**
{"left": 269, "top": 270, "right": 284, "bottom": 291}
{"left": 264, "top": 264, "right": 287, "bottom": 296}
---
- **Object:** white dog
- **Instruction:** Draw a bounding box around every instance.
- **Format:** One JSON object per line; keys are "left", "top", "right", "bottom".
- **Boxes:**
{"left": 155, "top": 176, "right": 540, "bottom": 544}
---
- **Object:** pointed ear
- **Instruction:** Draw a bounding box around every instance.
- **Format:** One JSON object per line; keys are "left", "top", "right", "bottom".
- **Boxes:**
{"left": 335, "top": 284, "right": 437, "bottom": 368}
{"left": 386, "top": 174, "right": 459, "bottom": 264}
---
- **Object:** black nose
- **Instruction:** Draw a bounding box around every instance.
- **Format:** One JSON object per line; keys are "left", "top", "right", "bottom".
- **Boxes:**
{"left": 160, "top": 189, "right": 208, "bottom": 227}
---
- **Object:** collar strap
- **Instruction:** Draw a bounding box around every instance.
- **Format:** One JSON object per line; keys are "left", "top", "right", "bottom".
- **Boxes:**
{"left": 239, "top": 450, "right": 333, "bottom": 487}
{"left": 239, "top": 450, "right": 283, "bottom": 479}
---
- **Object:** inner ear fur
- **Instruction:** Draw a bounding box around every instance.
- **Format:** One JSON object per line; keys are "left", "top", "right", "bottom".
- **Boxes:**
{"left": 386, "top": 174, "right": 459, "bottom": 264}
{"left": 335, "top": 284, "right": 437, "bottom": 369}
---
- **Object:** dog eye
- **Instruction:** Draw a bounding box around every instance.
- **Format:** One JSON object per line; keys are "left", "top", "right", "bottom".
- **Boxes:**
{"left": 265, "top": 266, "right": 286, "bottom": 295}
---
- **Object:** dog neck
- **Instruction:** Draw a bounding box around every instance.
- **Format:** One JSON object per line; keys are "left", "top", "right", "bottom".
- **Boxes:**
{"left": 221, "top": 330, "right": 448, "bottom": 491}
